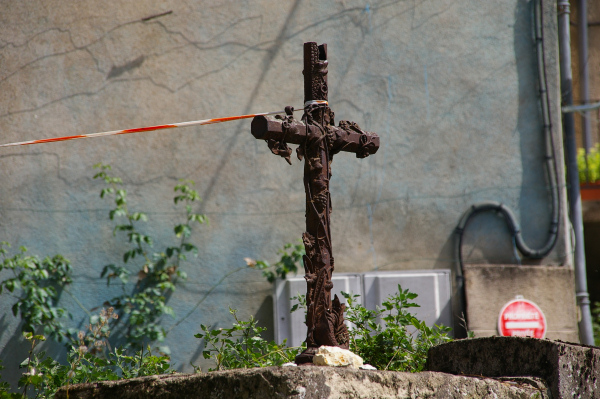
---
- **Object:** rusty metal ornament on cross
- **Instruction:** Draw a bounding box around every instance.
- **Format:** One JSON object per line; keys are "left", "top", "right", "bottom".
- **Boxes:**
{"left": 250, "top": 42, "right": 380, "bottom": 364}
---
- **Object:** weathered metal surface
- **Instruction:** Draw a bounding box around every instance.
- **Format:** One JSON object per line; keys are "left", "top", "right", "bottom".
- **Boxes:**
{"left": 250, "top": 42, "right": 380, "bottom": 364}
{"left": 250, "top": 116, "right": 379, "bottom": 157}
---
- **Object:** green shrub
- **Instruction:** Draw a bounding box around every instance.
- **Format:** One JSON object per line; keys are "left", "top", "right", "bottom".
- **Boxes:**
{"left": 245, "top": 241, "right": 304, "bottom": 283}
{"left": 194, "top": 308, "right": 302, "bottom": 371}
{"left": 93, "top": 164, "right": 208, "bottom": 349}
{"left": 341, "top": 286, "right": 452, "bottom": 372}
{"left": 0, "top": 164, "right": 241, "bottom": 396}
{"left": 0, "top": 360, "right": 18, "bottom": 399}
{"left": 197, "top": 280, "right": 451, "bottom": 372}
{"left": 578, "top": 145, "right": 600, "bottom": 184}
{"left": 250, "top": 243, "right": 453, "bottom": 372}
{"left": 592, "top": 301, "right": 600, "bottom": 347}
{"left": 13, "top": 327, "right": 172, "bottom": 399}
{"left": 289, "top": 287, "right": 452, "bottom": 372}
{"left": 0, "top": 243, "right": 72, "bottom": 342}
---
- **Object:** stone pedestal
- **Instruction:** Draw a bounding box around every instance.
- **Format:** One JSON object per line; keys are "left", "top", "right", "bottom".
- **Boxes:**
{"left": 427, "top": 336, "right": 600, "bottom": 399}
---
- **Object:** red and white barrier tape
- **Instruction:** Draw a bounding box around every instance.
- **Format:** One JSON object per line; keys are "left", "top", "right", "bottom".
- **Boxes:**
{"left": 0, "top": 100, "right": 329, "bottom": 148}
{"left": 0, "top": 110, "right": 288, "bottom": 148}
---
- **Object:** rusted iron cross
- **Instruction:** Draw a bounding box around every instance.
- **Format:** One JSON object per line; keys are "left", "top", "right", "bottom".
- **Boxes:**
{"left": 251, "top": 42, "right": 379, "bottom": 364}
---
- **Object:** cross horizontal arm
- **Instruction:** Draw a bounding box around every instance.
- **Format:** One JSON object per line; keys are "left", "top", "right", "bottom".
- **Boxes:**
{"left": 251, "top": 115, "right": 380, "bottom": 158}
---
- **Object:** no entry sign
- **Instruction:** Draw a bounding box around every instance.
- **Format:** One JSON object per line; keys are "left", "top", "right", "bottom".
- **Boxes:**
{"left": 498, "top": 298, "right": 547, "bottom": 338}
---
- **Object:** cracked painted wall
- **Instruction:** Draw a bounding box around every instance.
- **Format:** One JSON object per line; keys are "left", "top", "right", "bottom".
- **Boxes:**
{"left": 0, "top": 0, "right": 569, "bottom": 382}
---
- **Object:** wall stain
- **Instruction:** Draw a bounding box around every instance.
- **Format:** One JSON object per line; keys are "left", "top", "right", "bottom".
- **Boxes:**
{"left": 107, "top": 55, "right": 145, "bottom": 79}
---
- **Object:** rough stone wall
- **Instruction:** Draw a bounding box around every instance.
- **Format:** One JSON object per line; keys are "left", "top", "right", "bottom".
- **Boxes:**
{"left": 463, "top": 265, "right": 579, "bottom": 342}
{"left": 427, "top": 336, "right": 600, "bottom": 399}
{"left": 0, "top": 0, "right": 569, "bottom": 384}
{"left": 54, "top": 367, "right": 550, "bottom": 399}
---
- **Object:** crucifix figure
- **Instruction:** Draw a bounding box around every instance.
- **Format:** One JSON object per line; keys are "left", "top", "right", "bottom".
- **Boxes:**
{"left": 251, "top": 42, "right": 379, "bottom": 364}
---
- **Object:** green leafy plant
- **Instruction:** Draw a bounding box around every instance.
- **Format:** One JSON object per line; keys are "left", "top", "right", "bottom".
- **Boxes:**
{"left": 458, "top": 313, "right": 475, "bottom": 339}
{"left": 249, "top": 242, "right": 452, "bottom": 371}
{"left": 196, "top": 285, "right": 450, "bottom": 373}
{"left": 341, "top": 286, "right": 452, "bottom": 372}
{"left": 245, "top": 241, "right": 305, "bottom": 283}
{"left": 0, "top": 243, "right": 72, "bottom": 342}
{"left": 287, "top": 286, "right": 452, "bottom": 372}
{"left": 0, "top": 164, "right": 248, "bottom": 395}
{"left": 0, "top": 360, "right": 21, "bottom": 399}
{"left": 16, "top": 331, "right": 81, "bottom": 399}
{"left": 578, "top": 145, "right": 600, "bottom": 184}
{"left": 9, "top": 308, "right": 173, "bottom": 399}
{"left": 289, "top": 293, "right": 307, "bottom": 315}
{"left": 93, "top": 164, "right": 208, "bottom": 349}
{"left": 194, "top": 308, "right": 302, "bottom": 371}
{"left": 0, "top": 362, "right": 9, "bottom": 393}
{"left": 592, "top": 301, "right": 600, "bottom": 347}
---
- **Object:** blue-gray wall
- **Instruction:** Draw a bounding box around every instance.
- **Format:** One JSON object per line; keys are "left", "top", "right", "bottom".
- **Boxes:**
{"left": 0, "top": 0, "right": 569, "bottom": 384}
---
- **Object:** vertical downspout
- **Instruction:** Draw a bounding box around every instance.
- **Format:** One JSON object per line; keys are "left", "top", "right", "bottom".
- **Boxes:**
{"left": 558, "top": 0, "right": 595, "bottom": 345}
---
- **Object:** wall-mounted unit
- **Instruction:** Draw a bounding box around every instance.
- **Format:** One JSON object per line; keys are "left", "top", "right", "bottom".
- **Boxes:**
{"left": 273, "top": 269, "right": 453, "bottom": 347}
{"left": 273, "top": 273, "right": 362, "bottom": 347}
{"left": 362, "top": 270, "right": 453, "bottom": 331}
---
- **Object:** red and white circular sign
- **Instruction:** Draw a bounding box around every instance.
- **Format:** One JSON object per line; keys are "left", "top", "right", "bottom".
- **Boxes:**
{"left": 498, "top": 298, "right": 546, "bottom": 338}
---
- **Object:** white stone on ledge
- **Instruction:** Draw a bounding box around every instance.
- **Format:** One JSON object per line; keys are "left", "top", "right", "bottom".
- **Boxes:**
{"left": 359, "top": 364, "right": 377, "bottom": 370}
{"left": 313, "top": 346, "right": 364, "bottom": 369}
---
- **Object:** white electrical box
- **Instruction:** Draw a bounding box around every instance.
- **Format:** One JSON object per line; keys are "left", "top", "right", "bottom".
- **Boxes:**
{"left": 273, "top": 269, "right": 453, "bottom": 347}
{"left": 273, "top": 273, "right": 362, "bottom": 347}
{"left": 362, "top": 270, "right": 453, "bottom": 330}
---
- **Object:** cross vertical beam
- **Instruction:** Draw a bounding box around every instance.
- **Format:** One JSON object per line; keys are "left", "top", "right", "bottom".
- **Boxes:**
{"left": 250, "top": 42, "right": 379, "bottom": 364}
{"left": 296, "top": 42, "right": 346, "bottom": 364}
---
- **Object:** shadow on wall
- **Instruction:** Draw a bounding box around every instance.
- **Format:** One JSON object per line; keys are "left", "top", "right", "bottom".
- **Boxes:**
{"left": 196, "top": 0, "right": 303, "bottom": 214}
{"left": 0, "top": 316, "right": 65, "bottom": 392}
{"left": 254, "top": 295, "right": 275, "bottom": 343}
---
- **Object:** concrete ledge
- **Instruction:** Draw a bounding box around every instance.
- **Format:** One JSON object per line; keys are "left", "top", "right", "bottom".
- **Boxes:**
{"left": 426, "top": 336, "right": 599, "bottom": 399}
{"left": 463, "top": 265, "right": 579, "bottom": 342}
{"left": 55, "top": 366, "right": 548, "bottom": 399}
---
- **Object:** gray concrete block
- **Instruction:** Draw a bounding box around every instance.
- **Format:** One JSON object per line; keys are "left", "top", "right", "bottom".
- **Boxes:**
{"left": 274, "top": 270, "right": 453, "bottom": 347}
{"left": 55, "top": 366, "right": 549, "bottom": 399}
{"left": 427, "top": 336, "right": 600, "bottom": 399}
{"left": 362, "top": 270, "right": 453, "bottom": 332}
{"left": 463, "top": 265, "right": 579, "bottom": 342}
{"left": 274, "top": 273, "right": 362, "bottom": 347}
